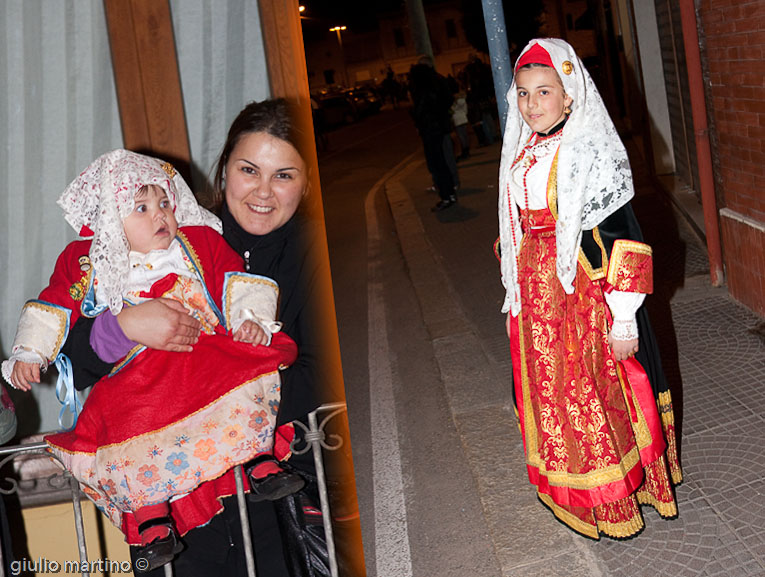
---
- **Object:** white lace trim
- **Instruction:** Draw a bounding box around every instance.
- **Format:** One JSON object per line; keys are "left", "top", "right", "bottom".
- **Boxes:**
{"left": 610, "top": 319, "right": 639, "bottom": 341}
{"left": 124, "top": 239, "right": 197, "bottom": 295}
{"left": 2, "top": 349, "right": 46, "bottom": 389}
{"left": 499, "top": 39, "right": 635, "bottom": 315}
{"left": 57, "top": 149, "right": 222, "bottom": 314}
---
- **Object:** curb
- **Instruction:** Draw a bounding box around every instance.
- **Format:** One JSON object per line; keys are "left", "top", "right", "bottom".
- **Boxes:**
{"left": 383, "top": 164, "right": 604, "bottom": 577}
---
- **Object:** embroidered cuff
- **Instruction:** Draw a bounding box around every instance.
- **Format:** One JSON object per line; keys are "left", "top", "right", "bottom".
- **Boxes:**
{"left": 606, "top": 240, "right": 653, "bottom": 293}
{"left": 610, "top": 318, "right": 639, "bottom": 341}
{"left": 10, "top": 301, "right": 71, "bottom": 365}
{"left": 223, "top": 272, "right": 280, "bottom": 333}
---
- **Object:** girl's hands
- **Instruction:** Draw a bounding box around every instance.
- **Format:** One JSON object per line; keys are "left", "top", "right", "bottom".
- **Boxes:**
{"left": 233, "top": 320, "right": 268, "bottom": 346}
{"left": 10, "top": 361, "right": 40, "bottom": 391}
{"left": 609, "top": 335, "right": 639, "bottom": 361}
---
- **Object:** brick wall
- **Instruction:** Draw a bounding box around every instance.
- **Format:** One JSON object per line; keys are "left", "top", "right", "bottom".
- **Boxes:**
{"left": 698, "top": 0, "right": 765, "bottom": 315}
{"left": 720, "top": 210, "right": 765, "bottom": 316}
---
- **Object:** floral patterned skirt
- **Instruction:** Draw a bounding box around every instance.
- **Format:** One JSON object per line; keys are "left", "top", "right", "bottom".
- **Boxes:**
{"left": 45, "top": 331, "right": 297, "bottom": 544}
{"left": 508, "top": 209, "right": 681, "bottom": 539}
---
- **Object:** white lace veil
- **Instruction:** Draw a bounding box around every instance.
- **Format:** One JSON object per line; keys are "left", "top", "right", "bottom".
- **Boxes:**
{"left": 498, "top": 38, "right": 635, "bottom": 315}
{"left": 57, "top": 149, "right": 222, "bottom": 314}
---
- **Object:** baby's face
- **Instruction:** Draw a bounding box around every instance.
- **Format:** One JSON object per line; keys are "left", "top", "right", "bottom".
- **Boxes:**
{"left": 123, "top": 185, "right": 178, "bottom": 253}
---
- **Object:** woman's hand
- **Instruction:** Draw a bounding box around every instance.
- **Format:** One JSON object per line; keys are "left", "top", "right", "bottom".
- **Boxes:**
{"left": 233, "top": 320, "right": 269, "bottom": 346}
{"left": 117, "top": 299, "right": 202, "bottom": 352}
{"left": 11, "top": 361, "right": 40, "bottom": 391}
{"left": 609, "top": 335, "right": 639, "bottom": 362}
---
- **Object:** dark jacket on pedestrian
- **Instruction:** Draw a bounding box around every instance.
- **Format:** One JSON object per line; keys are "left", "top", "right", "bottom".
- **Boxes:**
{"left": 408, "top": 63, "right": 454, "bottom": 136}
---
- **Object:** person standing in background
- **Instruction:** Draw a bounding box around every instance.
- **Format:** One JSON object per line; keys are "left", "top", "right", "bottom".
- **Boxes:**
{"left": 408, "top": 55, "right": 459, "bottom": 212}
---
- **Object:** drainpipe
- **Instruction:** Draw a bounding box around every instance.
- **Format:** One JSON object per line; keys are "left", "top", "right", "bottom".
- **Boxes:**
{"left": 677, "top": 0, "right": 724, "bottom": 286}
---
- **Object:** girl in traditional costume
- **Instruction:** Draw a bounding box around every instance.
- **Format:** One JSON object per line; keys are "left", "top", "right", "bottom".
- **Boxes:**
{"left": 497, "top": 38, "right": 682, "bottom": 539}
{"left": 2, "top": 149, "right": 303, "bottom": 570}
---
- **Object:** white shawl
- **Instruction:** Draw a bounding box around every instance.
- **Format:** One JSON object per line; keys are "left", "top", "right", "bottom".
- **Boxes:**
{"left": 498, "top": 38, "right": 635, "bottom": 315}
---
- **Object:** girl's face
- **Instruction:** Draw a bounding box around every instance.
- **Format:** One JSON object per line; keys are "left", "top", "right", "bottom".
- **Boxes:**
{"left": 224, "top": 131, "right": 308, "bottom": 236}
{"left": 123, "top": 185, "right": 178, "bottom": 253}
{"left": 515, "top": 66, "right": 573, "bottom": 134}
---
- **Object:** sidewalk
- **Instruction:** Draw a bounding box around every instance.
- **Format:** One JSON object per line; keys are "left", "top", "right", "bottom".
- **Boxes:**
{"left": 383, "top": 140, "right": 765, "bottom": 576}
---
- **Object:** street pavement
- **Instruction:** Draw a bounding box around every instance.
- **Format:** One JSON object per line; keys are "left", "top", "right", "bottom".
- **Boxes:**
{"left": 365, "top": 135, "right": 765, "bottom": 576}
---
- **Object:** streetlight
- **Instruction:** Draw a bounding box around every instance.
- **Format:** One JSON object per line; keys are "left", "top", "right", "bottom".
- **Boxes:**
{"left": 329, "top": 25, "right": 346, "bottom": 46}
{"left": 329, "top": 26, "right": 348, "bottom": 87}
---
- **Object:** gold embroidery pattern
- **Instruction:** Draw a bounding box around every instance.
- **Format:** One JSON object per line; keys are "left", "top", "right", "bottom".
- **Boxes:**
{"left": 578, "top": 226, "right": 608, "bottom": 281}
{"left": 658, "top": 390, "right": 683, "bottom": 484}
{"left": 538, "top": 493, "right": 600, "bottom": 539}
{"left": 577, "top": 249, "right": 605, "bottom": 281}
{"left": 607, "top": 240, "right": 653, "bottom": 293}
{"left": 546, "top": 151, "right": 559, "bottom": 219}
{"left": 512, "top": 206, "right": 680, "bottom": 538}
{"left": 594, "top": 495, "right": 646, "bottom": 538}
{"left": 177, "top": 231, "right": 204, "bottom": 281}
{"left": 616, "top": 364, "right": 652, "bottom": 450}
{"left": 516, "top": 210, "right": 644, "bottom": 490}
{"left": 635, "top": 460, "right": 679, "bottom": 518}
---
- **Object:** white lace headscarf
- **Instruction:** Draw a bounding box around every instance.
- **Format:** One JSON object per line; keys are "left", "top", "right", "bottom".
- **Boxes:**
{"left": 498, "top": 38, "right": 635, "bottom": 315}
{"left": 57, "top": 149, "right": 222, "bottom": 314}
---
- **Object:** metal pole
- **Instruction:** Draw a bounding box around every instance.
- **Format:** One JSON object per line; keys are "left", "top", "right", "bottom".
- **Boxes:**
{"left": 234, "top": 465, "right": 257, "bottom": 577}
{"left": 405, "top": 0, "right": 434, "bottom": 61}
{"left": 69, "top": 475, "right": 90, "bottom": 577}
{"left": 481, "top": 0, "right": 513, "bottom": 132}
{"left": 306, "top": 408, "right": 340, "bottom": 577}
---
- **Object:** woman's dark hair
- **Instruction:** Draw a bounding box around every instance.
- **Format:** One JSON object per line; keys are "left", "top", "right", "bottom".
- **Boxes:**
{"left": 208, "top": 98, "right": 309, "bottom": 212}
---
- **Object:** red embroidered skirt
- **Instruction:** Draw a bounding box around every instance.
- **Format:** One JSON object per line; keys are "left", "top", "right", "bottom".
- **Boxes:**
{"left": 45, "top": 331, "right": 297, "bottom": 544}
{"left": 509, "top": 208, "right": 680, "bottom": 539}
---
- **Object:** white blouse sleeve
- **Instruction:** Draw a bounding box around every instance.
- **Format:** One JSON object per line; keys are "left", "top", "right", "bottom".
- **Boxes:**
{"left": 604, "top": 290, "right": 645, "bottom": 341}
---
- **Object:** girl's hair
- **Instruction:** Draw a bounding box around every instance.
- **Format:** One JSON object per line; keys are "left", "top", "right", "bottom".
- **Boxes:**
{"left": 208, "top": 98, "right": 308, "bottom": 213}
{"left": 518, "top": 63, "right": 554, "bottom": 71}
{"left": 516, "top": 62, "right": 566, "bottom": 90}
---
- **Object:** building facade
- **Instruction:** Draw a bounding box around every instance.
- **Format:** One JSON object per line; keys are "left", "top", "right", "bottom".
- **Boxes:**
{"left": 542, "top": 0, "right": 764, "bottom": 316}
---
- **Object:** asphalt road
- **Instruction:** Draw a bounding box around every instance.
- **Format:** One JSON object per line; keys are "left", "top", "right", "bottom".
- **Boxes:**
{"left": 318, "top": 107, "right": 505, "bottom": 577}
{"left": 317, "top": 106, "right": 421, "bottom": 576}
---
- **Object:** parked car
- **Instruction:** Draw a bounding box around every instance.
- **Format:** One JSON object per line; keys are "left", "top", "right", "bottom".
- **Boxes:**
{"left": 314, "top": 92, "right": 358, "bottom": 127}
{"left": 343, "top": 87, "right": 382, "bottom": 116}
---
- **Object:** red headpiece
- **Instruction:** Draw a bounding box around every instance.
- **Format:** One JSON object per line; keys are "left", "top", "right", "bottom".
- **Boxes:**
{"left": 515, "top": 43, "right": 554, "bottom": 70}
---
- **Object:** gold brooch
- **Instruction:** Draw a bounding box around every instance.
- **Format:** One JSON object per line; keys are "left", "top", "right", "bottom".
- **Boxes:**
{"left": 69, "top": 277, "right": 89, "bottom": 301}
{"left": 561, "top": 61, "right": 574, "bottom": 75}
{"left": 161, "top": 162, "right": 177, "bottom": 178}
{"left": 78, "top": 255, "right": 91, "bottom": 272}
